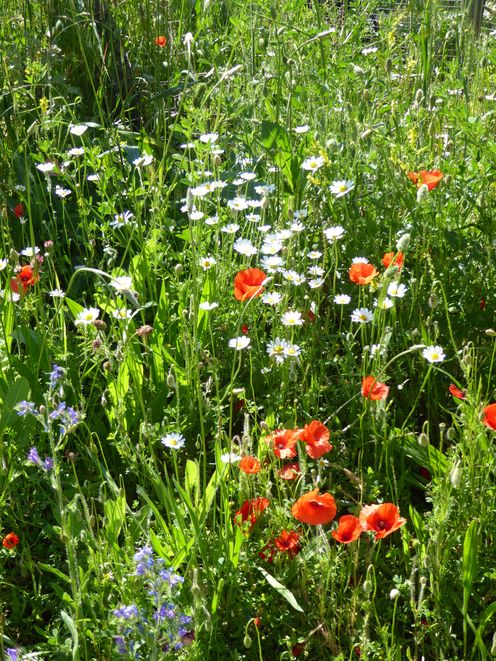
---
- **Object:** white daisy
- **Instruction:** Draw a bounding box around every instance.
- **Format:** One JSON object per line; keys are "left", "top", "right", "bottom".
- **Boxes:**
{"left": 75, "top": 307, "right": 100, "bottom": 325}
{"left": 284, "top": 342, "right": 301, "bottom": 358}
{"left": 282, "top": 270, "right": 305, "bottom": 285}
{"left": 308, "top": 266, "right": 324, "bottom": 276}
{"left": 110, "top": 276, "right": 134, "bottom": 292}
{"left": 20, "top": 247, "right": 40, "bottom": 257}
{"left": 221, "top": 223, "right": 239, "bottom": 234}
{"left": 233, "top": 238, "right": 257, "bottom": 256}
{"left": 68, "top": 147, "right": 85, "bottom": 157}
{"left": 422, "top": 346, "right": 445, "bottom": 363}
{"left": 351, "top": 307, "right": 373, "bottom": 323}
{"left": 307, "top": 250, "right": 322, "bottom": 260}
{"left": 69, "top": 124, "right": 88, "bottom": 136}
{"left": 199, "top": 301, "right": 219, "bottom": 311}
{"left": 199, "top": 256, "right": 217, "bottom": 270}
{"left": 281, "top": 310, "right": 304, "bottom": 326}
{"left": 199, "top": 133, "right": 219, "bottom": 144}
{"left": 112, "top": 308, "right": 133, "bottom": 320}
{"left": 387, "top": 282, "right": 408, "bottom": 298}
{"left": 54, "top": 185, "right": 72, "bottom": 198}
{"left": 329, "top": 180, "right": 354, "bottom": 197}
{"left": 324, "top": 225, "right": 345, "bottom": 241}
{"left": 161, "top": 432, "right": 186, "bottom": 450}
{"left": 220, "top": 452, "right": 242, "bottom": 464}
{"left": 308, "top": 278, "right": 324, "bottom": 289}
{"left": 267, "top": 338, "right": 288, "bottom": 363}
{"left": 375, "top": 297, "right": 394, "bottom": 310}
{"left": 334, "top": 294, "right": 351, "bottom": 305}
{"left": 302, "top": 156, "right": 325, "bottom": 172}
{"left": 261, "top": 291, "right": 283, "bottom": 305}
{"left": 36, "top": 162, "right": 56, "bottom": 173}
{"left": 228, "top": 336, "right": 251, "bottom": 350}
{"left": 294, "top": 125, "right": 310, "bottom": 134}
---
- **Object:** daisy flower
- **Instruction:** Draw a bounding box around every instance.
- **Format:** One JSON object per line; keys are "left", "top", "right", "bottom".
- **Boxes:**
{"left": 334, "top": 294, "right": 351, "bottom": 305}
{"left": 229, "top": 336, "right": 251, "bottom": 350}
{"left": 281, "top": 310, "right": 304, "bottom": 326}
{"left": 387, "top": 282, "right": 408, "bottom": 298}
{"left": 199, "top": 257, "right": 217, "bottom": 270}
{"left": 261, "top": 291, "right": 283, "bottom": 305}
{"left": 233, "top": 238, "right": 257, "bottom": 256}
{"left": 302, "top": 156, "right": 325, "bottom": 172}
{"left": 422, "top": 346, "right": 445, "bottom": 363}
{"left": 324, "top": 225, "right": 345, "bottom": 241}
{"left": 161, "top": 433, "right": 186, "bottom": 450}
{"left": 75, "top": 308, "right": 100, "bottom": 326}
{"left": 351, "top": 307, "right": 373, "bottom": 323}
{"left": 329, "top": 180, "right": 354, "bottom": 197}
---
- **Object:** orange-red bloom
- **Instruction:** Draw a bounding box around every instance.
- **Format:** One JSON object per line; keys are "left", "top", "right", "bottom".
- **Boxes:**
{"left": 332, "top": 515, "right": 363, "bottom": 544}
{"left": 482, "top": 403, "right": 496, "bottom": 430}
{"left": 2, "top": 532, "right": 19, "bottom": 549}
{"left": 359, "top": 503, "right": 406, "bottom": 540}
{"left": 278, "top": 462, "right": 301, "bottom": 481}
{"left": 155, "top": 35, "right": 167, "bottom": 47}
{"left": 299, "top": 420, "right": 332, "bottom": 459}
{"left": 13, "top": 203, "right": 25, "bottom": 218}
{"left": 407, "top": 170, "right": 443, "bottom": 190}
{"left": 238, "top": 455, "right": 261, "bottom": 474}
{"left": 361, "top": 376, "right": 389, "bottom": 401}
{"left": 234, "top": 268, "right": 266, "bottom": 301}
{"left": 382, "top": 251, "right": 404, "bottom": 270}
{"left": 449, "top": 384, "right": 466, "bottom": 400}
{"left": 10, "top": 265, "right": 39, "bottom": 294}
{"left": 292, "top": 489, "right": 337, "bottom": 525}
{"left": 269, "top": 429, "right": 300, "bottom": 459}
{"left": 274, "top": 530, "right": 301, "bottom": 557}
{"left": 235, "top": 497, "right": 269, "bottom": 530}
{"left": 349, "top": 262, "right": 378, "bottom": 285}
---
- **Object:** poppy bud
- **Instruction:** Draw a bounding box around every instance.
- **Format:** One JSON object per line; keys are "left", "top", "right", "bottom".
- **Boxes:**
{"left": 260, "top": 421, "right": 269, "bottom": 431}
{"left": 485, "top": 329, "right": 496, "bottom": 337}
{"left": 213, "top": 154, "right": 222, "bottom": 167}
{"left": 390, "top": 588, "right": 400, "bottom": 600}
{"left": 418, "top": 433, "right": 429, "bottom": 447}
{"left": 450, "top": 462, "right": 461, "bottom": 489}
{"left": 243, "top": 635, "right": 252, "bottom": 648}
{"left": 361, "top": 128, "right": 373, "bottom": 140}
{"left": 362, "top": 579, "right": 372, "bottom": 595}
{"left": 396, "top": 233, "right": 410, "bottom": 252}
{"left": 416, "top": 183, "right": 429, "bottom": 203}
{"left": 167, "top": 371, "right": 176, "bottom": 388}
{"left": 362, "top": 89, "right": 370, "bottom": 101}
{"left": 443, "top": 174, "right": 451, "bottom": 186}
{"left": 446, "top": 427, "right": 456, "bottom": 441}
{"left": 490, "top": 632, "right": 496, "bottom": 656}
{"left": 93, "top": 319, "right": 107, "bottom": 331}
{"left": 39, "top": 405, "right": 46, "bottom": 415}
{"left": 428, "top": 294, "right": 439, "bottom": 309}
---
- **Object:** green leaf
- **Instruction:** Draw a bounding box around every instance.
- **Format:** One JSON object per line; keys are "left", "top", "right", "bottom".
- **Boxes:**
{"left": 60, "top": 610, "right": 79, "bottom": 661}
{"left": 0, "top": 377, "right": 30, "bottom": 434}
{"left": 260, "top": 120, "right": 296, "bottom": 190}
{"left": 257, "top": 566, "right": 304, "bottom": 612}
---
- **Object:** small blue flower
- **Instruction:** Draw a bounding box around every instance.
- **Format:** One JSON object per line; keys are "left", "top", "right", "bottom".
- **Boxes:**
{"left": 49, "top": 364, "right": 65, "bottom": 388}
{"left": 27, "top": 447, "right": 41, "bottom": 465}
{"left": 15, "top": 400, "right": 36, "bottom": 417}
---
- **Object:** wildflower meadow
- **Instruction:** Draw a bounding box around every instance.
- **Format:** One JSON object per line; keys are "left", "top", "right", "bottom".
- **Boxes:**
{"left": 1, "top": 0, "right": 496, "bottom": 658}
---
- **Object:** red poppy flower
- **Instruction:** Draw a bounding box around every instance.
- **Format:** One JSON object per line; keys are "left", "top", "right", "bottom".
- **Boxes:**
{"left": 238, "top": 456, "right": 261, "bottom": 474}
{"left": 348, "top": 262, "right": 378, "bottom": 285}
{"left": 448, "top": 384, "right": 466, "bottom": 400}
{"left": 482, "top": 403, "right": 496, "bottom": 430}
{"left": 292, "top": 643, "right": 305, "bottom": 657}
{"left": 291, "top": 489, "right": 337, "bottom": 525}
{"left": 332, "top": 515, "right": 362, "bottom": 544}
{"left": 2, "top": 532, "right": 20, "bottom": 549}
{"left": 299, "top": 420, "right": 332, "bottom": 459}
{"left": 274, "top": 529, "right": 301, "bottom": 557}
{"left": 407, "top": 170, "right": 443, "bottom": 190}
{"left": 480, "top": 298, "right": 486, "bottom": 310}
{"left": 234, "top": 268, "right": 266, "bottom": 301}
{"left": 241, "top": 324, "right": 249, "bottom": 334}
{"left": 254, "top": 616, "right": 262, "bottom": 627}
{"left": 359, "top": 503, "right": 406, "bottom": 539}
{"left": 10, "top": 265, "right": 39, "bottom": 294}
{"left": 155, "top": 35, "right": 167, "bottom": 47}
{"left": 278, "top": 462, "right": 301, "bottom": 480}
{"left": 13, "top": 203, "right": 25, "bottom": 218}
{"left": 268, "top": 429, "right": 300, "bottom": 459}
{"left": 382, "top": 251, "right": 404, "bottom": 269}
{"left": 361, "top": 376, "right": 389, "bottom": 401}
{"left": 259, "top": 542, "right": 275, "bottom": 563}
{"left": 235, "top": 497, "right": 269, "bottom": 530}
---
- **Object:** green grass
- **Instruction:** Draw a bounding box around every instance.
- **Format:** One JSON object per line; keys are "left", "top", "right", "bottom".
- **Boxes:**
{"left": 0, "top": 0, "right": 496, "bottom": 658}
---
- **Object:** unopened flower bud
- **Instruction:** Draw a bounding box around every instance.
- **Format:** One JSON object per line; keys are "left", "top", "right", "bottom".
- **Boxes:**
{"left": 137, "top": 324, "right": 153, "bottom": 339}
{"left": 428, "top": 294, "right": 439, "bottom": 309}
{"left": 390, "top": 588, "right": 400, "bottom": 600}
{"left": 175, "top": 263, "right": 183, "bottom": 276}
{"left": 103, "top": 361, "right": 112, "bottom": 372}
{"left": 39, "top": 405, "right": 46, "bottom": 415}
{"left": 450, "top": 461, "right": 461, "bottom": 489}
{"left": 361, "top": 128, "right": 373, "bottom": 140}
{"left": 362, "top": 89, "right": 370, "bottom": 101}
{"left": 243, "top": 635, "right": 252, "bottom": 648}
{"left": 362, "top": 579, "right": 372, "bottom": 595}
{"left": 386, "top": 58, "right": 392, "bottom": 73}
{"left": 260, "top": 421, "right": 269, "bottom": 432}
{"left": 418, "top": 433, "right": 429, "bottom": 447}
{"left": 213, "top": 153, "right": 222, "bottom": 167}
{"left": 93, "top": 319, "right": 107, "bottom": 331}
{"left": 417, "top": 183, "right": 429, "bottom": 203}
{"left": 490, "top": 631, "right": 496, "bottom": 656}
{"left": 167, "top": 371, "right": 176, "bottom": 389}
{"left": 485, "top": 329, "right": 496, "bottom": 337}
{"left": 396, "top": 233, "right": 410, "bottom": 252}
{"left": 446, "top": 427, "right": 456, "bottom": 441}
{"left": 92, "top": 339, "right": 102, "bottom": 351}
{"left": 415, "top": 88, "right": 424, "bottom": 105}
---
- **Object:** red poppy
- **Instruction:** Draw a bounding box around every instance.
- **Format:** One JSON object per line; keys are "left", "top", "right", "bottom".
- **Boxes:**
{"left": 299, "top": 420, "right": 332, "bottom": 459}
{"left": 361, "top": 376, "right": 389, "bottom": 401}
{"left": 382, "top": 251, "right": 404, "bottom": 270}
{"left": 235, "top": 497, "right": 269, "bottom": 530}
{"left": 274, "top": 530, "right": 301, "bottom": 557}
{"left": 2, "top": 532, "right": 19, "bottom": 549}
{"left": 278, "top": 462, "right": 301, "bottom": 480}
{"left": 13, "top": 203, "right": 25, "bottom": 218}
{"left": 291, "top": 489, "right": 337, "bottom": 525}
{"left": 348, "top": 262, "right": 378, "bottom": 285}
{"left": 259, "top": 542, "right": 275, "bottom": 563}
{"left": 292, "top": 643, "right": 305, "bottom": 657}
{"left": 234, "top": 268, "right": 266, "bottom": 301}
{"left": 238, "top": 456, "right": 261, "bottom": 474}
{"left": 268, "top": 429, "right": 300, "bottom": 459}
{"left": 331, "top": 515, "right": 363, "bottom": 543}
{"left": 241, "top": 324, "right": 249, "bottom": 334}
{"left": 155, "top": 35, "right": 167, "bottom": 47}
{"left": 448, "top": 384, "right": 466, "bottom": 400}
{"left": 359, "top": 503, "right": 406, "bottom": 539}
{"left": 10, "top": 265, "right": 39, "bottom": 294}
{"left": 254, "top": 616, "right": 261, "bottom": 627}
{"left": 480, "top": 298, "right": 486, "bottom": 310}
{"left": 482, "top": 403, "right": 496, "bottom": 430}
{"left": 407, "top": 170, "right": 443, "bottom": 190}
